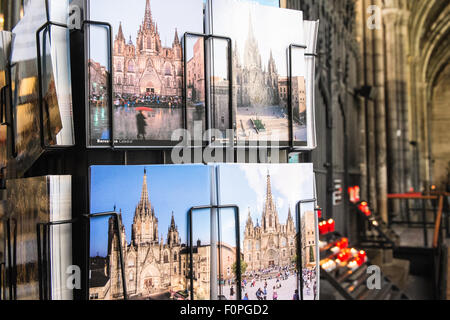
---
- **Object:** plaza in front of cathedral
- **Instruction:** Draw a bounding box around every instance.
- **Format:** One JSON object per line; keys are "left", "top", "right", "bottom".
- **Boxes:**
{"left": 223, "top": 272, "right": 298, "bottom": 300}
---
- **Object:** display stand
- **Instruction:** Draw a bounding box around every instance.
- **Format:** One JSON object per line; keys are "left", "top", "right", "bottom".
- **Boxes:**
{"left": 4, "top": 217, "right": 16, "bottom": 300}
{"left": 288, "top": 44, "right": 307, "bottom": 150}
{"left": 36, "top": 21, "right": 74, "bottom": 150}
{"left": 295, "top": 198, "right": 317, "bottom": 300}
{"left": 185, "top": 199, "right": 317, "bottom": 301}
{"left": 0, "top": 1, "right": 320, "bottom": 300}
{"left": 0, "top": 80, "right": 16, "bottom": 159}
{"left": 0, "top": 262, "right": 4, "bottom": 300}
{"left": 188, "top": 204, "right": 241, "bottom": 300}
{"left": 36, "top": 211, "right": 128, "bottom": 301}
{"left": 0, "top": 84, "right": 10, "bottom": 171}
{"left": 183, "top": 32, "right": 233, "bottom": 147}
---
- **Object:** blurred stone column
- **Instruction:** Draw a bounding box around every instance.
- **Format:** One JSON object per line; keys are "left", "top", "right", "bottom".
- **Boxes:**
{"left": 373, "top": 0, "right": 388, "bottom": 222}
{"left": 362, "top": 0, "right": 378, "bottom": 213}
{"left": 396, "top": 8, "right": 413, "bottom": 192}
{"left": 383, "top": 6, "right": 401, "bottom": 214}
{"left": 355, "top": 0, "right": 368, "bottom": 202}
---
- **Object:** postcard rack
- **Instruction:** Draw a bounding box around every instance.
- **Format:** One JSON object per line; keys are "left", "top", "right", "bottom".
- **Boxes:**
{"left": 0, "top": 1, "right": 322, "bottom": 301}
{"left": 188, "top": 204, "right": 241, "bottom": 300}
{"left": 35, "top": 19, "right": 114, "bottom": 151}
{"left": 287, "top": 44, "right": 307, "bottom": 150}
{"left": 36, "top": 20, "right": 73, "bottom": 151}
{"left": 1, "top": 21, "right": 317, "bottom": 159}
{"left": 296, "top": 199, "right": 317, "bottom": 300}
{"left": 2, "top": 217, "right": 16, "bottom": 300}
{"left": 183, "top": 32, "right": 233, "bottom": 148}
{"left": 0, "top": 80, "right": 16, "bottom": 159}
{"left": 186, "top": 199, "right": 317, "bottom": 301}
{"left": 319, "top": 231, "right": 409, "bottom": 300}
{"left": 36, "top": 211, "right": 128, "bottom": 301}
{"left": 0, "top": 261, "right": 4, "bottom": 300}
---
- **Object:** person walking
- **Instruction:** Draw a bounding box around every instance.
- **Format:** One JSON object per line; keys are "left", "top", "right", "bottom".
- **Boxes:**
{"left": 243, "top": 293, "right": 249, "bottom": 300}
{"left": 136, "top": 110, "right": 147, "bottom": 140}
{"left": 293, "top": 289, "right": 299, "bottom": 300}
{"left": 273, "top": 287, "right": 278, "bottom": 300}
{"left": 230, "top": 286, "right": 234, "bottom": 298}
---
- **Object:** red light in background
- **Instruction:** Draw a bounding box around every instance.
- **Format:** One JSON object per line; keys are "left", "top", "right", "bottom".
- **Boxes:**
{"left": 358, "top": 201, "right": 372, "bottom": 216}
{"left": 336, "top": 238, "right": 348, "bottom": 249}
{"left": 349, "top": 186, "right": 361, "bottom": 203}
{"left": 315, "top": 207, "right": 322, "bottom": 219}
{"left": 327, "top": 219, "right": 335, "bottom": 233}
{"left": 358, "top": 250, "right": 366, "bottom": 261}
{"left": 319, "top": 221, "right": 327, "bottom": 235}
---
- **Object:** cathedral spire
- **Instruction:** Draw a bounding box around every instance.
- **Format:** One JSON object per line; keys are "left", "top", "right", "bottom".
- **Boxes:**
{"left": 173, "top": 28, "right": 180, "bottom": 46}
{"left": 138, "top": 168, "right": 151, "bottom": 215}
{"left": 144, "top": 0, "right": 153, "bottom": 29}
{"left": 246, "top": 208, "right": 253, "bottom": 225}
{"left": 266, "top": 171, "right": 273, "bottom": 203}
{"left": 248, "top": 11, "right": 255, "bottom": 43}
{"left": 117, "top": 22, "right": 125, "bottom": 41}
{"left": 170, "top": 211, "right": 176, "bottom": 230}
{"left": 287, "top": 207, "right": 293, "bottom": 220}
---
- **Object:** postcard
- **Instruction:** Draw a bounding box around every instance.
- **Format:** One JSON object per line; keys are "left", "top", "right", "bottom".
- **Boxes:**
{"left": 89, "top": 163, "right": 319, "bottom": 300}
{"left": 89, "top": 165, "right": 211, "bottom": 300}
{"left": 216, "top": 163, "right": 319, "bottom": 300}
{"left": 9, "top": 0, "right": 63, "bottom": 176}
{"left": 206, "top": 0, "right": 307, "bottom": 147}
{"left": 0, "top": 31, "right": 12, "bottom": 170}
{"left": 86, "top": 0, "right": 204, "bottom": 147}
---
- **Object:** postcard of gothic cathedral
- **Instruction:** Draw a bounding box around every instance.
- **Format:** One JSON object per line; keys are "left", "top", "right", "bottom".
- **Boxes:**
{"left": 89, "top": 164, "right": 212, "bottom": 300}
{"left": 86, "top": 0, "right": 204, "bottom": 147}
{"left": 216, "top": 163, "right": 319, "bottom": 300}
{"left": 89, "top": 164, "right": 318, "bottom": 300}
{"left": 206, "top": 0, "right": 308, "bottom": 147}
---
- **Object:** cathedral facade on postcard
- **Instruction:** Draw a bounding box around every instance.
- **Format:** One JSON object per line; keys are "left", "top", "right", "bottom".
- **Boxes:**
{"left": 232, "top": 13, "right": 280, "bottom": 109}
{"left": 105, "top": 169, "right": 186, "bottom": 299}
{"left": 112, "top": 0, "right": 183, "bottom": 97}
{"left": 90, "top": 169, "right": 224, "bottom": 300}
{"left": 243, "top": 173, "right": 297, "bottom": 272}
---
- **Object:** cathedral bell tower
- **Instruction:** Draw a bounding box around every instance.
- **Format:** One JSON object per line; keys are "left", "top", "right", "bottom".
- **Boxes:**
{"left": 167, "top": 212, "right": 180, "bottom": 247}
{"left": 245, "top": 208, "right": 254, "bottom": 238}
{"left": 114, "top": 22, "right": 126, "bottom": 55}
{"left": 262, "top": 172, "right": 280, "bottom": 233}
{"left": 137, "top": 0, "right": 161, "bottom": 54}
{"left": 132, "top": 169, "right": 159, "bottom": 245}
{"left": 243, "top": 12, "right": 262, "bottom": 70}
{"left": 286, "top": 207, "right": 295, "bottom": 234}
